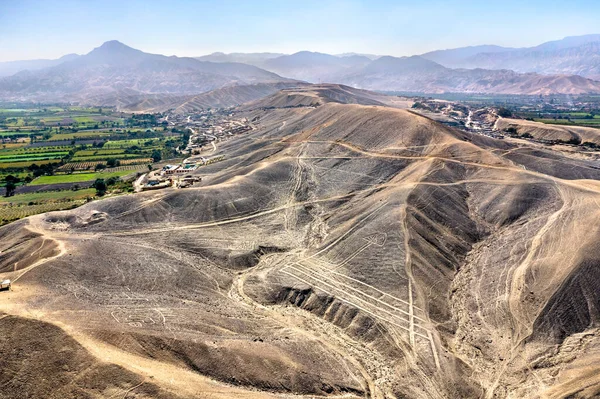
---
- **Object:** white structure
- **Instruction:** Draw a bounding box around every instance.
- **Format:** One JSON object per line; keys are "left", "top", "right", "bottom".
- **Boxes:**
{"left": 1, "top": 279, "right": 11, "bottom": 290}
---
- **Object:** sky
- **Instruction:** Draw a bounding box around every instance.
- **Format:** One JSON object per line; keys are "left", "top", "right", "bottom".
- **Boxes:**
{"left": 1, "top": 0, "right": 599, "bottom": 62}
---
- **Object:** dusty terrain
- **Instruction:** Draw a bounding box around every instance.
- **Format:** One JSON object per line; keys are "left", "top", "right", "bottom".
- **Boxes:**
{"left": 2, "top": 85, "right": 600, "bottom": 398}
{"left": 497, "top": 117, "right": 600, "bottom": 146}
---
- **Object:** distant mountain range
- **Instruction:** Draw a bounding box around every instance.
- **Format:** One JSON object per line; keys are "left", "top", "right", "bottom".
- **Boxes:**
{"left": 0, "top": 41, "right": 295, "bottom": 104}
{"left": 1, "top": 35, "right": 600, "bottom": 106}
{"left": 204, "top": 50, "right": 600, "bottom": 95}
{"left": 337, "top": 55, "right": 600, "bottom": 95}
{"left": 420, "top": 34, "right": 600, "bottom": 80}
{"left": 195, "top": 52, "right": 284, "bottom": 68}
{"left": 0, "top": 54, "right": 80, "bottom": 77}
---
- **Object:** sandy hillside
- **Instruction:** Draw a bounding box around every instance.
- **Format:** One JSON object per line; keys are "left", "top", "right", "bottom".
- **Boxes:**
{"left": 2, "top": 85, "right": 600, "bottom": 398}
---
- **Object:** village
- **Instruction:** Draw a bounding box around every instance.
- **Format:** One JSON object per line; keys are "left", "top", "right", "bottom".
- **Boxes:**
{"left": 137, "top": 111, "right": 253, "bottom": 191}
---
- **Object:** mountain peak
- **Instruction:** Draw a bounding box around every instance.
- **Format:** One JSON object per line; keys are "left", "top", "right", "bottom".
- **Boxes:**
{"left": 79, "top": 40, "right": 147, "bottom": 66}
{"left": 91, "top": 40, "right": 138, "bottom": 54}
{"left": 98, "top": 40, "right": 129, "bottom": 49}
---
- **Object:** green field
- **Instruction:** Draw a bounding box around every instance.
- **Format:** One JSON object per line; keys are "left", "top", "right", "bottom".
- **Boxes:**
{"left": 535, "top": 118, "right": 600, "bottom": 127}
{"left": 72, "top": 154, "right": 144, "bottom": 162}
{"left": 48, "top": 131, "right": 114, "bottom": 140}
{"left": 0, "top": 151, "right": 68, "bottom": 160}
{"left": 0, "top": 131, "right": 34, "bottom": 136}
{"left": 30, "top": 170, "right": 133, "bottom": 185}
{"left": 0, "top": 105, "right": 182, "bottom": 194}
{"left": 0, "top": 188, "right": 96, "bottom": 205}
{"left": 0, "top": 147, "right": 70, "bottom": 154}
{"left": 74, "top": 149, "right": 126, "bottom": 156}
{"left": 73, "top": 116, "right": 96, "bottom": 123}
{"left": 0, "top": 156, "right": 65, "bottom": 164}
{"left": 104, "top": 138, "right": 166, "bottom": 148}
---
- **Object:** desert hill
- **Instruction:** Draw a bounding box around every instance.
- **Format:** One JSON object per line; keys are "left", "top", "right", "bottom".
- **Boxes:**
{"left": 1, "top": 85, "right": 600, "bottom": 398}
{"left": 120, "top": 82, "right": 306, "bottom": 113}
{"left": 496, "top": 117, "right": 600, "bottom": 146}
{"left": 236, "top": 84, "right": 407, "bottom": 111}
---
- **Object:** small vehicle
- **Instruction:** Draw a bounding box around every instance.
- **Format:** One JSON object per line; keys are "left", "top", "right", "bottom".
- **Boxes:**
{"left": 0, "top": 279, "right": 11, "bottom": 291}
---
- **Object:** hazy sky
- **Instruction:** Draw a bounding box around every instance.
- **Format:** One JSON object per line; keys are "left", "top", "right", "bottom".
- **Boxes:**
{"left": 1, "top": 0, "right": 599, "bottom": 61}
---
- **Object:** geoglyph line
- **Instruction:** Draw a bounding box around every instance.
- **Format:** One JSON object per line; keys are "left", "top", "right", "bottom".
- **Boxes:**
{"left": 284, "top": 265, "right": 431, "bottom": 339}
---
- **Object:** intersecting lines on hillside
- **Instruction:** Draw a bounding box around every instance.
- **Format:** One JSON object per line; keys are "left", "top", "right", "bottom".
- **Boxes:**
{"left": 279, "top": 248, "right": 441, "bottom": 369}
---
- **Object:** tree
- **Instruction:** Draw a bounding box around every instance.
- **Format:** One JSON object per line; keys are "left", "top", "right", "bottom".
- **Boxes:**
{"left": 106, "top": 176, "right": 120, "bottom": 186}
{"left": 4, "top": 175, "right": 19, "bottom": 197}
{"left": 106, "top": 158, "right": 118, "bottom": 167}
{"left": 151, "top": 149, "right": 162, "bottom": 163}
{"left": 92, "top": 179, "right": 107, "bottom": 196}
{"left": 496, "top": 107, "right": 513, "bottom": 118}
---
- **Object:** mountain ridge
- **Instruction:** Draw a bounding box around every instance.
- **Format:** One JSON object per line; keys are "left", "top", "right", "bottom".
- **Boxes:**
{"left": 2, "top": 36, "right": 600, "bottom": 103}
{"left": 421, "top": 34, "right": 600, "bottom": 79}
{"left": 0, "top": 40, "right": 296, "bottom": 104}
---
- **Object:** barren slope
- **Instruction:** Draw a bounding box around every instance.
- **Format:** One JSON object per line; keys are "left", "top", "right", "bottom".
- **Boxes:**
{"left": 497, "top": 117, "right": 600, "bottom": 145}
{"left": 2, "top": 85, "right": 600, "bottom": 398}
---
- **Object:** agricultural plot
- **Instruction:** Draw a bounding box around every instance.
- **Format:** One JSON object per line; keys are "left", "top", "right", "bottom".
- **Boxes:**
{"left": 48, "top": 131, "right": 114, "bottom": 140}
{"left": 120, "top": 158, "right": 152, "bottom": 165}
{"left": 536, "top": 118, "right": 600, "bottom": 127}
{"left": 74, "top": 149, "right": 128, "bottom": 156}
{"left": 0, "top": 159, "right": 59, "bottom": 169}
{"left": 30, "top": 170, "right": 133, "bottom": 185}
{"left": 0, "top": 151, "right": 68, "bottom": 160}
{"left": 102, "top": 164, "right": 149, "bottom": 173}
{"left": 0, "top": 156, "right": 65, "bottom": 164}
{"left": 104, "top": 138, "right": 166, "bottom": 148}
{"left": 0, "top": 146, "right": 70, "bottom": 154}
{"left": 0, "top": 148, "right": 69, "bottom": 168}
{"left": 72, "top": 154, "right": 144, "bottom": 162}
{"left": 0, "top": 143, "right": 29, "bottom": 149}
{"left": 58, "top": 159, "right": 152, "bottom": 172}
{"left": 0, "top": 200, "right": 87, "bottom": 225}
{"left": 58, "top": 161, "right": 106, "bottom": 171}
{"left": 0, "top": 188, "right": 95, "bottom": 205}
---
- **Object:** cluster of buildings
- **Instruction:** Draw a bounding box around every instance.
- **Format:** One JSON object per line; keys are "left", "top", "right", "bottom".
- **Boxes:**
{"left": 162, "top": 163, "right": 198, "bottom": 175}
{"left": 140, "top": 163, "right": 201, "bottom": 191}
{"left": 139, "top": 111, "right": 246, "bottom": 191}
{"left": 183, "top": 119, "right": 253, "bottom": 155}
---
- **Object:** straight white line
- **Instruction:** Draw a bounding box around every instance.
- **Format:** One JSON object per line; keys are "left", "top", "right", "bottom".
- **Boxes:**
{"left": 291, "top": 262, "right": 429, "bottom": 324}
{"left": 281, "top": 269, "right": 429, "bottom": 339}
{"left": 286, "top": 266, "right": 431, "bottom": 337}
